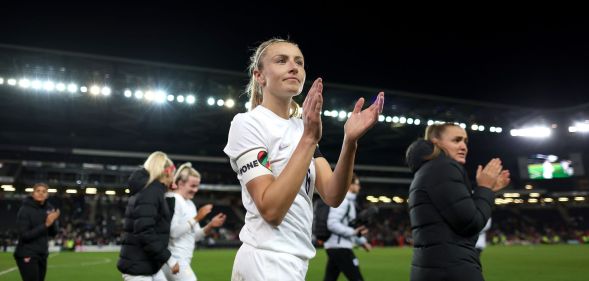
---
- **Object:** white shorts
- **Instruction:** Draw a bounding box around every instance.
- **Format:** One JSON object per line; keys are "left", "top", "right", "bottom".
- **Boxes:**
{"left": 153, "top": 258, "right": 196, "bottom": 281}
{"left": 231, "top": 243, "right": 309, "bottom": 281}
{"left": 122, "top": 273, "right": 160, "bottom": 281}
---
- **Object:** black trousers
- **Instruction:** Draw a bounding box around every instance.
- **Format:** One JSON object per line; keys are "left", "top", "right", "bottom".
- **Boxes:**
{"left": 15, "top": 256, "right": 47, "bottom": 281}
{"left": 323, "top": 248, "right": 364, "bottom": 281}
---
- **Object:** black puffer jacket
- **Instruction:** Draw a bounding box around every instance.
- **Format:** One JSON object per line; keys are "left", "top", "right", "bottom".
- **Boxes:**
{"left": 406, "top": 139, "right": 495, "bottom": 281}
{"left": 14, "top": 197, "right": 58, "bottom": 258}
{"left": 117, "top": 168, "right": 172, "bottom": 275}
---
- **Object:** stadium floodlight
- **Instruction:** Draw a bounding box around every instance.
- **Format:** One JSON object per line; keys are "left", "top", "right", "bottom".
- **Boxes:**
{"left": 427, "top": 120, "right": 434, "bottom": 126}
{"left": 90, "top": 85, "right": 101, "bottom": 95}
{"left": 530, "top": 193, "right": 540, "bottom": 197}
{"left": 25, "top": 188, "right": 33, "bottom": 192}
{"left": 574, "top": 197, "right": 585, "bottom": 201}
{"left": 399, "top": 117, "right": 406, "bottom": 124}
{"left": 7, "top": 78, "right": 17, "bottom": 86}
{"left": 338, "top": 110, "right": 347, "bottom": 119}
{"left": 80, "top": 86, "right": 88, "bottom": 93}
{"left": 414, "top": 119, "right": 421, "bottom": 125}
{"left": 490, "top": 127, "right": 496, "bottom": 132}
{"left": 43, "top": 81, "right": 55, "bottom": 91}
{"left": 18, "top": 78, "right": 31, "bottom": 88}
{"left": 513, "top": 199, "right": 524, "bottom": 204}
{"left": 85, "top": 188, "right": 97, "bottom": 194}
{"left": 385, "top": 116, "right": 392, "bottom": 122}
{"left": 558, "top": 197, "right": 569, "bottom": 202}
{"left": 167, "top": 94, "right": 175, "bottom": 102}
{"left": 134, "top": 90, "right": 144, "bottom": 99}
{"left": 245, "top": 101, "right": 251, "bottom": 110}
{"left": 330, "top": 110, "right": 338, "bottom": 117}
{"left": 503, "top": 193, "right": 520, "bottom": 198}
{"left": 66, "top": 189, "right": 77, "bottom": 194}
{"left": 379, "top": 196, "right": 392, "bottom": 203}
{"left": 125, "top": 189, "right": 130, "bottom": 194}
{"left": 528, "top": 198, "right": 539, "bottom": 203}
{"left": 407, "top": 118, "right": 414, "bottom": 125}
{"left": 378, "top": 115, "right": 385, "bottom": 122}
{"left": 347, "top": 112, "right": 352, "bottom": 118}
{"left": 543, "top": 198, "right": 554, "bottom": 203}
{"left": 56, "top": 82, "right": 66, "bottom": 92}
{"left": 366, "top": 195, "right": 379, "bottom": 203}
{"left": 153, "top": 91, "right": 166, "bottom": 103}
{"left": 459, "top": 123, "right": 466, "bottom": 129}
{"left": 0, "top": 77, "right": 4, "bottom": 84}
{"left": 568, "top": 121, "right": 589, "bottom": 133}
{"left": 101, "top": 86, "right": 111, "bottom": 96}
{"left": 510, "top": 126, "right": 551, "bottom": 138}
{"left": 323, "top": 110, "right": 332, "bottom": 117}
{"left": 217, "top": 99, "right": 225, "bottom": 107}
{"left": 67, "top": 83, "right": 77, "bottom": 93}
{"left": 225, "top": 99, "right": 235, "bottom": 108}
{"left": 48, "top": 188, "right": 57, "bottom": 193}
{"left": 207, "top": 97, "right": 215, "bottom": 106}
{"left": 30, "top": 80, "right": 42, "bottom": 90}
{"left": 176, "top": 95, "right": 185, "bottom": 103}
{"left": 471, "top": 124, "right": 479, "bottom": 131}
{"left": 105, "top": 190, "right": 116, "bottom": 195}
{"left": 144, "top": 91, "right": 154, "bottom": 101}
{"left": 495, "top": 127, "right": 502, "bottom": 133}
{"left": 392, "top": 196, "right": 404, "bottom": 203}
{"left": 478, "top": 125, "right": 485, "bottom": 131}
{"left": 186, "top": 95, "right": 196, "bottom": 104}
{"left": 393, "top": 116, "right": 400, "bottom": 123}
{"left": 124, "top": 89, "right": 132, "bottom": 98}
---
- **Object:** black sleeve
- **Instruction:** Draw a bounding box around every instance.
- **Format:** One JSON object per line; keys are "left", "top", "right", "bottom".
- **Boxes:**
{"left": 313, "top": 145, "right": 324, "bottom": 159}
{"left": 427, "top": 162, "right": 495, "bottom": 236}
{"left": 16, "top": 208, "right": 48, "bottom": 242}
{"left": 133, "top": 187, "right": 171, "bottom": 265}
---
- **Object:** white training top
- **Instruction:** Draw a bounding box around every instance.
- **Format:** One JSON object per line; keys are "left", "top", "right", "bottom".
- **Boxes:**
{"left": 166, "top": 192, "right": 206, "bottom": 260}
{"left": 224, "top": 105, "right": 317, "bottom": 260}
{"left": 476, "top": 218, "right": 492, "bottom": 250}
{"left": 324, "top": 192, "right": 367, "bottom": 249}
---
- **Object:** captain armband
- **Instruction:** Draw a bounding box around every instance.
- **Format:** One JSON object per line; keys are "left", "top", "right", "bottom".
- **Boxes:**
{"left": 235, "top": 148, "right": 273, "bottom": 184}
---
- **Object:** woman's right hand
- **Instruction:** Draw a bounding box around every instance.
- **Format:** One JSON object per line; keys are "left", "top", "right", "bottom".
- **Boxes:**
{"left": 301, "top": 78, "right": 323, "bottom": 144}
{"left": 476, "top": 158, "right": 503, "bottom": 189}
{"left": 45, "top": 209, "right": 60, "bottom": 227}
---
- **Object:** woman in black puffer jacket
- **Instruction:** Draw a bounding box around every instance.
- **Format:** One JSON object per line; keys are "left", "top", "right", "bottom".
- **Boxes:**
{"left": 406, "top": 123, "right": 510, "bottom": 281}
{"left": 14, "top": 182, "right": 60, "bottom": 281}
{"left": 117, "top": 151, "right": 179, "bottom": 280}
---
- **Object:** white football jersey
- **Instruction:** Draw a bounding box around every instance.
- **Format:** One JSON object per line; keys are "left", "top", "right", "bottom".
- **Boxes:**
{"left": 166, "top": 192, "right": 205, "bottom": 260}
{"left": 224, "top": 105, "right": 317, "bottom": 260}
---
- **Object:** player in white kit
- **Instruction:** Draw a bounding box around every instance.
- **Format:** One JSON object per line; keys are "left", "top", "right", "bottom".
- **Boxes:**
{"left": 154, "top": 162, "right": 226, "bottom": 281}
{"left": 224, "top": 38, "right": 385, "bottom": 281}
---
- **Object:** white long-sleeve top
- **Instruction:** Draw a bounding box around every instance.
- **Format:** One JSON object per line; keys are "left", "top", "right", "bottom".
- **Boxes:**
{"left": 324, "top": 192, "right": 367, "bottom": 249}
{"left": 476, "top": 218, "right": 492, "bottom": 250}
{"left": 166, "top": 192, "right": 206, "bottom": 260}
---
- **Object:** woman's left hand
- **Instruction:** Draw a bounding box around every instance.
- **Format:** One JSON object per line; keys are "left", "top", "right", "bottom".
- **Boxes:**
{"left": 492, "top": 170, "right": 511, "bottom": 192}
{"left": 344, "top": 92, "right": 384, "bottom": 143}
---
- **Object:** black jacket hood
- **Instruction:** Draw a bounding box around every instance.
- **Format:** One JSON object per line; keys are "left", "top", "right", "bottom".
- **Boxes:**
{"left": 406, "top": 139, "right": 436, "bottom": 173}
{"left": 22, "top": 196, "right": 47, "bottom": 209}
{"left": 128, "top": 168, "right": 149, "bottom": 195}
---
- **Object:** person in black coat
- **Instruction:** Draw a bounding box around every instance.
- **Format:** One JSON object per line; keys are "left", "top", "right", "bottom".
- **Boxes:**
{"left": 117, "top": 151, "right": 180, "bottom": 281}
{"left": 14, "top": 182, "right": 60, "bottom": 281}
{"left": 406, "top": 123, "right": 510, "bottom": 281}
